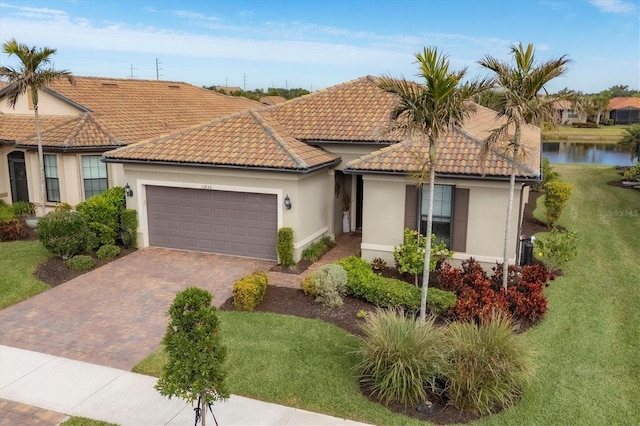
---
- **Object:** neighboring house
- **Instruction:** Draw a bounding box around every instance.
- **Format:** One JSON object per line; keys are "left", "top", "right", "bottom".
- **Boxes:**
{"left": 609, "top": 97, "right": 640, "bottom": 125}
{"left": 104, "top": 76, "right": 541, "bottom": 266}
{"left": 0, "top": 76, "right": 262, "bottom": 210}
{"left": 554, "top": 99, "right": 586, "bottom": 125}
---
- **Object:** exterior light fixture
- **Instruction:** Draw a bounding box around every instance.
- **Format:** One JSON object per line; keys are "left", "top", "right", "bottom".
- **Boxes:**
{"left": 284, "top": 194, "right": 292, "bottom": 210}
{"left": 124, "top": 183, "right": 133, "bottom": 197}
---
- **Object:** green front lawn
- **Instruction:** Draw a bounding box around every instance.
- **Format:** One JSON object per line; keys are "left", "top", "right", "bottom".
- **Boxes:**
{"left": 134, "top": 311, "right": 423, "bottom": 425}
{"left": 542, "top": 124, "right": 630, "bottom": 141}
{"left": 136, "top": 164, "right": 639, "bottom": 425}
{"left": 0, "top": 240, "right": 50, "bottom": 309}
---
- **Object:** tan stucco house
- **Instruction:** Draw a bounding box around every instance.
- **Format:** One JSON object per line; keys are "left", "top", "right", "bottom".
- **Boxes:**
{"left": 101, "top": 76, "right": 541, "bottom": 265}
{"left": 0, "top": 76, "right": 262, "bottom": 210}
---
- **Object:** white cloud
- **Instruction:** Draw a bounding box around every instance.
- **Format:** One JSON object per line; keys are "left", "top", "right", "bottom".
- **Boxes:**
{"left": 588, "top": 0, "right": 637, "bottom": 13}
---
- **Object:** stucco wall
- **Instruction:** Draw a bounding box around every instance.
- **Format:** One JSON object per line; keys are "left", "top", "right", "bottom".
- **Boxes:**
{"left": 0, "top": 90, "right": 80, "bottom": 115}
{"left": 360, "top": 174, "right": 407, "bottom": 263}
{"left": 360, "top": 175, "right": 527, "bottom": 267}
{"left": 121, "top": 163, "right": 330, "bottom": 261}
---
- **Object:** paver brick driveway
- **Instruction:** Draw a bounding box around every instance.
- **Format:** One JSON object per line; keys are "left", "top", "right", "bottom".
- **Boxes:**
{"left": 0, "top": 248, "right": 274, "bottom": 370}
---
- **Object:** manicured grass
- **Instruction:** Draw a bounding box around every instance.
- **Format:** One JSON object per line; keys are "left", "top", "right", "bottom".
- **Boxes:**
{"left": 542, "top": 124, "right": 630, "bottom": 141}
{"left": 0, "top": 240, "right": 50, "bottom": 309}
{"left": 134, "top": 311, "right": 423, "bottom": 425}
{"left": 474, "top": 165, "right": 640, "bottom": 425}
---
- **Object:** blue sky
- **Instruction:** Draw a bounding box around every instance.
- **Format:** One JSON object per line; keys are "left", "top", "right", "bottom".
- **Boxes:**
{"left": 0, "top": 0, "right": 638, "bottom": 93}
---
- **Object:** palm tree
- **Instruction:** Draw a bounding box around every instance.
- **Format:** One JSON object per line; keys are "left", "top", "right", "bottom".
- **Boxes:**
{"left": 478, "top": 43, "right": 570, "bottom": 290}
{"left": 588, "top": 94, "right": 610, "bottom": 125}
{"left": 379, "top": 47, "right": 490, "bottom": 320}
{"left": 0, "top": 38, "right": 74, "bottom": 216}
{"left": 618, "top": 124, "right": 640, "bottom": 161}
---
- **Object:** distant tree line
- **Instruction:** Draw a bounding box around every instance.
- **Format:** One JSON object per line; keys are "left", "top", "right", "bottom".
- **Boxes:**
{"left": 204, "top": 86, "right": 311, "bottom": 101}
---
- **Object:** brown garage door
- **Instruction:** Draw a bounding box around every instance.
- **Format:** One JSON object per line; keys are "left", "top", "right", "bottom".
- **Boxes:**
{"left": 146, "top": 186, "right": 277, "bottom": 260}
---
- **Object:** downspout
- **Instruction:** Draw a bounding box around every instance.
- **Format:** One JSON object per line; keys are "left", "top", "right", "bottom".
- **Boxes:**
{"left": 516, "top": 183, "right": 531, "bottom": 266}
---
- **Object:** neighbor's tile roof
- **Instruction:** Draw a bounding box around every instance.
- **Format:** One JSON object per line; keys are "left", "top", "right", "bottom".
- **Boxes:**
{"left": 609, "top": 97, "right": 640, "bottom": 110}
{"left": 104, "top": 110, "right": 338, "bottom": 171}
{"left": 0, "top": 76, "right": 263, "bottom": 148}
{"left": 260, "top": 96, "right": 286, "bottom": 106}
{"left": 15, "top": 114, "right": 122, "bottom": 149}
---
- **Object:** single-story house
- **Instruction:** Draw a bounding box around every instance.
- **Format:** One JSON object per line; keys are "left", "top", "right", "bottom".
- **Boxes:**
{"left": 0, "top": 76, "right": 262, "bottom": 209}
{"left": 609, "top": 97, "right": 640, "bottom": 125}
{"left": 103, "top": 76, "right": 541, "bottom": 266}
{"left": 553, "top": 99, "right": 586, "bottom": 125}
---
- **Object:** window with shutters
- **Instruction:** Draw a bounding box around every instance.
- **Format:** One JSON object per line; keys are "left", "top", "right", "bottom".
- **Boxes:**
{"left": 420, "top": 185, "right": 453, "bottom": 246}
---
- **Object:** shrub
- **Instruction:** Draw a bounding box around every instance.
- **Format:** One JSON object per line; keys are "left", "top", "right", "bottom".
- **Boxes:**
{"left": 277, "top": 227, "right": 295, "bottom": 267}
{"left": 622, "top": 161, "right": 640, "bottom": 181}
{"left": 66, "top": 255, "right": 95, "bottom": 271}
{"left": 76, "top": 187, "right": 126, "bottom": 246}
{"left": 10, "top": 201, "right": 35, "bottom": 217}
{"left": 97, "top": 244, "right": 121, "bottom": 260}
{"left": 0, "top": 219, "right": 26, "bottom": 241}
{"left": 544, "top": 181, "right": 573, "bottom": 227}
{"left": 335, "top": 256, "right": 456, "bottom": 313}
{"left": 120, "top": 208, "right": 138, "bottom": 248}
{"left": 442, "top": 312, "right": 536, "bottom": 415}
{"left": 232, "top": 271, "right": 269, "bottom": 310}
{"left": 303, "top": 264, "right": 347, "bottom": 308}
{"left": 535, "top": 228, "right": 578, "bottom": 273}
{"left": 371, "top": 257, "right": 387, "bottom": 272}
{"left": 394, "top": 229, "right": 453, "bottom": 286}
{"left": 301, "top": 235, "right": 336, "bottom": 262}
{"left": 0, "top": 204, "right": 14, "bottom": 222}
{"left": 38, "top": 210, "right": 98, "bottom": 259}
{"left": 440, "top": 259, "right": 555, "bottom": 323}
{"left": 54, "top": 202, "right": 73, "bottom": 211}
{"left": 356, "top": 309, "right": 446, "bottom": 408}
{"left": 532, "top": 157, "right": 560, "bottom": 192}
{"left": 300, "top": 274, "right": 317, "bottom": 296}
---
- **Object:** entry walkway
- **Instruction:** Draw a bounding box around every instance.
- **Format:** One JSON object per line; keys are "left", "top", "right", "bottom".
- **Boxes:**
{"left": 0, "top": 346, "right": 370, "bottom": 426}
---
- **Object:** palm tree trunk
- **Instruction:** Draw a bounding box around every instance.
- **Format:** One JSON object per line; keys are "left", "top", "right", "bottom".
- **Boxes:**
{"left": 34, "top": 106, "right": 47, "bottom": 217}
{"left": 420, "top": 161, "right": 436, "bottom": 320}
{"left": 502, "top": 126, "right": 521, "bottom": 290}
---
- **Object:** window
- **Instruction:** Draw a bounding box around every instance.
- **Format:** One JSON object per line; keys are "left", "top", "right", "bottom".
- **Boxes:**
{"left": 44, "top": 154, "right": 60, "bottom": 202}
{"left": 82, "top": 155, "right": 108, "bottom": 199}
{"left": 567, "top": 109, "right": 578, "bottom": 119}
{"left": 420, "top": 185, "right": 453, "bottom": 247}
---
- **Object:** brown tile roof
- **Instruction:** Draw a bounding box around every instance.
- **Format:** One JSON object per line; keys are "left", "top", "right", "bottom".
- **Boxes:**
{"left": 268, "top": 76, "right": 399, "bottom": 143}
{"left": 0, "top": 114, "right": 87, "bottom": 143}
{"left": 16, "top": 114, "right": 123, "bottom": 149}
{"left": 105, "top": 75, "right": 540, "bottom": 177}
{"left": 347, "top": 101, "right": 540, "bottom": 178}
{"left": 104, "top": 110, "right": 338, "bottom": 171}
{"left": 260, "top": 96, "right": 286, "bottom": 106}
{"left": 1, "top": 76, "right": 263, "bottom": 148}
{"left": 609, "top": 97, "right": 640, "bottom": 110}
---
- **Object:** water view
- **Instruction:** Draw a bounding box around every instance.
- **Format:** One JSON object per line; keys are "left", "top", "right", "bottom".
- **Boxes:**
{"left": 542, "top": 142, "right": 636, "bottom": 166}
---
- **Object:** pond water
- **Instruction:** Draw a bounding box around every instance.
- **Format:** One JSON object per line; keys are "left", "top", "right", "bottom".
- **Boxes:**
{"left": 542, "top": 142, "right": 636, "bottom": 166}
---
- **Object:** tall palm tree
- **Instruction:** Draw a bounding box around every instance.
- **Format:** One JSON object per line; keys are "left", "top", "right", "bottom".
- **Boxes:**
{"left": 379, "top": 47, "right": 490, "bottom": 320}
{"left": 0, "top": 38, "right": 74, "bottom": 216}
{"left": 588, "top": 94, "right": 610, "bottom": 125}
{"left": 478, "top": 43, "right": 570, "bottom": 290}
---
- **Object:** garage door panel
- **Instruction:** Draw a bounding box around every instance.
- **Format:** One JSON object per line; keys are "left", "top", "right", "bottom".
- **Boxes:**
{"left": 147, "top": 186, "right": 277, "bottom": 260}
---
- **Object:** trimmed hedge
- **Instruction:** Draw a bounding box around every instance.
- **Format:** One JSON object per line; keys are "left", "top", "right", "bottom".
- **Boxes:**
{"left": 76, "top": 187, "right": 125, "bottom": 246}
{"left": 67, "top": 255, "right": 95, "bottom": 271}
{"left": 277, "top": 227, "right": 295, "bottom": 267}
{"left": 232, "top": 271, "right": 269, "bottom": 310}
{"left": 38, "top": 210, "right": 98, "bottom": 259}
{"left": 120, "top": 208, "right": 138, "bottom": 248}
{"left": 335, "top": 256, "right": 456, "bottom": 314}
{"left": 97, "top": 244, "right": 121, "bottom": 260}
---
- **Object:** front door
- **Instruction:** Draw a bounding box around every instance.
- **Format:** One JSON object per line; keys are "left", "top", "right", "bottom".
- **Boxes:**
{"left": 8, "top": 151, "right": 29, "bottom": 203}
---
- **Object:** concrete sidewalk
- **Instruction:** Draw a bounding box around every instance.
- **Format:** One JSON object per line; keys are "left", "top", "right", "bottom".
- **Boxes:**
{"left": 0, "top": 346, "right": 370, "bottom": 426}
